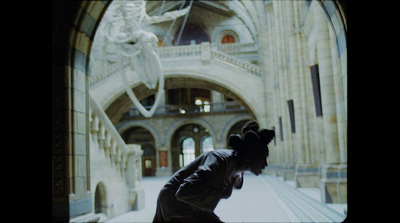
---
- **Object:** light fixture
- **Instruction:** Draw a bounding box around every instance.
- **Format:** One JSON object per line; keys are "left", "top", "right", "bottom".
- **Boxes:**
{"left": 204, "top": 101, "right": 210, "bottom": 112}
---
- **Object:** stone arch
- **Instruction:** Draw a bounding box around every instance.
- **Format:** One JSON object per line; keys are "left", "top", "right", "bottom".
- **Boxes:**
{"left": 94, "top": 181, "right": 107, "bottom": 215}
{"left": 102, "top": 73, "right": 261, "bottom": 128}
{"left": 163, "top": 73, "right": 262, "bottom": 124}
{"left": 164, "top": 118, "right": 217, "bottom": 147}
{"left": 217, "top": 29, "right": 240, "bottom": 44}
{"left": 117, "top": 120, "right": 162, "bottom": 147}
{"left": 52, "top": 0, "right": 348, "bottom": 220}
{"left": 220, "top": 114, "right": 253, "bottom": 142}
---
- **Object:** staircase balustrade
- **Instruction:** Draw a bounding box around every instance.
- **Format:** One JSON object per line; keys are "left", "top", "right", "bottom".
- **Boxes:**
{"left": 89, "top": 92, "right": 145, "bottom": 212}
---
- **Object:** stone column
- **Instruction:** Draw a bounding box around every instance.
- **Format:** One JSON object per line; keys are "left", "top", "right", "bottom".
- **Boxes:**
{"left": 194, "top": 137, "right": 201, "bottom": 157}
{"left": 329, "top": 24, "right": 347, "bottom": 166}
{"left": 286, "top": 1, "right": 320, "bottom": 188}
{"left": 314, "top": 4, "right": 345, "bottom": 203}
{"left": 126, "top": 144, "right": 145, "bottom": 210}
{"left": 156, "top": 146, "right": 173, "bottom": 176}
{"left": 201, "top": 42, "right": 211, "bottom": 64}
{"left": 214, "top": 142, "right": 226, "bottom": 150}
{"left": 274, "top": 1, "right": 295, "bottom": 180}
{"left": 286, "top": 1, "right": 306, "bottom": 165}
{"left": 314, "top": 3, "right": 340, "bottom": 165}
{"left": 211, "top": 90, "right": 223, "bottom": 104}
{"left": 265, "top": 2, "right": 283, "bottom": 177}
{"left": 259, "top": 1, "right": 279, "bottom": 173}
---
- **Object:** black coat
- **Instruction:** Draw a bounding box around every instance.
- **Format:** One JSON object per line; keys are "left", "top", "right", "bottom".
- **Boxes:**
{"left": 153, "top": 149, "right": 241, "bottom": 222}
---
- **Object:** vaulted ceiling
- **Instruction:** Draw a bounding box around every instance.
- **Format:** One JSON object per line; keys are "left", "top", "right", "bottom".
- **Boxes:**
{"left": 144, "top": 0, "right": 265, "bottom": 43}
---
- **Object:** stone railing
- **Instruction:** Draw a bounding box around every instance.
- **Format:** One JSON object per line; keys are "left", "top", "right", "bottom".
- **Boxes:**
{"left": 90, "top": 91, "right": 130, "bottom": 175}
{"left": 211, "top": 42, "right": 258, "bottom": 53}
{"left": 155, "top": 44, "right": 202, "bottom": 59}
{"left": 121, "top": 101, "right": 246, "bottom": 119}
{"left": 210, "top": 50, "right": 261, "bottom": 76}
{"left": 155, "top": 42, "right": 261, "bottom": 77}
{"left": 90, "top": 42, "right": 261, "bottom": 87}
{"left": 89, "top": 92, "right": 145, "bottom": 210}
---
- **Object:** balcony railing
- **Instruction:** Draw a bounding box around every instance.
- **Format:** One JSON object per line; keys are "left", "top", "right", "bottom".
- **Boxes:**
{"left": 90, "top": 42, "right": 261, "bottom": 88}
{"left": 122, "top": 101, "right": 246, "bottom": 119}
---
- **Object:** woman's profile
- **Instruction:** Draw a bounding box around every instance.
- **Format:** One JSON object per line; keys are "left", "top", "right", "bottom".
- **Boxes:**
{"left": 153, "top": 120, "right": 275, "bottom": 222}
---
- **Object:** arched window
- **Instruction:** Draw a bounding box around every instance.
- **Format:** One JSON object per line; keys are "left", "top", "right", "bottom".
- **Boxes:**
{"left": 221, "top": 35, "right": 235, "bottom": 44}
{"left": 180, "top": 137, "right": 195, "bottom": 167}
{"left": 201, "top": 136, "right": 214, "bottom": 153}
{"left": 94, "top": 182, "right": 107, "bottom": 215}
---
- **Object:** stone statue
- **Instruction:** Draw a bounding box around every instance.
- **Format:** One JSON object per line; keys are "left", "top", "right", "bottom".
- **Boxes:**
{"left": 102, "top": 0, "right": 191, "bottom": 117}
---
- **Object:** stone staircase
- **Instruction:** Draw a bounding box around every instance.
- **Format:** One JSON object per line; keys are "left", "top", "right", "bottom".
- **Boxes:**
{"left": 261, "top": 175, "right": 346, "bottom": 222}
{"left": 89, "top": 92, "right": 144, "bottom": 219}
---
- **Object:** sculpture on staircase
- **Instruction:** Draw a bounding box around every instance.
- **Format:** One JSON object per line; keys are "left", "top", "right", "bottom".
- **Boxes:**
{"left": 101, "top": 0, "right": 191, "bottom": 118}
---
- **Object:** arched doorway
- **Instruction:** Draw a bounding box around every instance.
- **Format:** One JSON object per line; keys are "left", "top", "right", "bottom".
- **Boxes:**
{"left": 142, "top": 143, "right": 157, "bottom": 176}
{"left": 180, "top": 137, "right": 196, "bottom": 167}
{"left": 121, "top": 126, "right": 157, "bottom": 176}
{"left": 94, "top": 182, "right": 107, "bottom": 215}
{"left": 171, "top": 123, "right": 211, "bottom": 172}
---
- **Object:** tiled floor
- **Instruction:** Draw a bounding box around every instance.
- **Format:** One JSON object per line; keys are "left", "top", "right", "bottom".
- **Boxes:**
{"left": 105, "top": 173, "right": 347, "bottom": 222}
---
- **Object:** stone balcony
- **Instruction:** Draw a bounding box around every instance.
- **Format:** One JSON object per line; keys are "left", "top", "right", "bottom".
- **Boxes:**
{"left": 121, "top": 101, "right": 247, "bottom": 120}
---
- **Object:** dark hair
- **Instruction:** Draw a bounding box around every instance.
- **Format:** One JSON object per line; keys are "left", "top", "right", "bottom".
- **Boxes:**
{"left": 228, "top": 121, "right": 275, "bottom": 155}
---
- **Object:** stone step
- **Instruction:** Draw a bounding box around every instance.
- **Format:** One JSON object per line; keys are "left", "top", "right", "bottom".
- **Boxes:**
{"left": 261, "top": 175, "right": 346, "bottom": 222}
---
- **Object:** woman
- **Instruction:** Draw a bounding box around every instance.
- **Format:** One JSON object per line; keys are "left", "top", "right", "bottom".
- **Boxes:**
{"left": 153, "top": 121, "right": 275, "bottom": 222}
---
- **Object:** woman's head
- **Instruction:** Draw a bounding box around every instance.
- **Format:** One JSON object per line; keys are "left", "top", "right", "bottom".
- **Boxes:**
{"left": 228, "top": 121, "right": 275, "bottom": 175}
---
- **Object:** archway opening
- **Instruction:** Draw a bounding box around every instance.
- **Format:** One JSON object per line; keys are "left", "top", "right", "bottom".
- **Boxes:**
{"left": 221, "top": 35, "right": 236, "bottom": 44}
{"left": 105, "top": 76, "right": 256, "bottom": 125}
{"left": 201, "top": 136, "right": 214, "bottom": 153}
{"left": 171, "top": 124, "right": 211, "bottom": 172}
{"left": 180, "top": 137, "right": 195, "bottom": 167}
{"left": 94, "top": 182, "right": 107, "bottom": 215}
{"left": 122, "top": 127, "right": 157, "bottom": 176}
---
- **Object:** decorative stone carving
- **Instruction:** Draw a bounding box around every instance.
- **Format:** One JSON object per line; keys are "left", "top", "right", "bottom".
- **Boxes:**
{"left": 101, "top": 0, "right": 191, "bottom": 118}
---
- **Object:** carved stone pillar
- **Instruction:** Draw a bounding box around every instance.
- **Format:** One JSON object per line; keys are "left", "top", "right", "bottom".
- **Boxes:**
{"left": 314, "top": 4, "right": 346, "bottom": 203}
{"left": 201, "top": 42, "right": 211, "bottom": 64}
{"left": 156, "top": 146, "right": 173, "bottom": 176}
{"left": 126, "top": 144, "right": 145, "bottom": 210}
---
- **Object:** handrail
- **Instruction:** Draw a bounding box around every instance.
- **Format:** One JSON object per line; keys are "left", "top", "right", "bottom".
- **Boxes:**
{"left": 210, "top": 42, "right": 258, "bottom": 53}
{"left": 89, "top": 91, "right": 128, "bottom": 173}
{"left": 122, "top": 101, "right": 246, "bottom": 118}
{"left": 154, "top": 43, "right": 261, "bottom": 77}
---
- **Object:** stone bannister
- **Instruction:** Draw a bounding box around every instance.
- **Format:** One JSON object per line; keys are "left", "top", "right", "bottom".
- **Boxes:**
{"left": 210, "top": 49, "right": 261, "bottom": 77}
{"left": 89, "top": 92, "right": 145, "bottom": 214}
{"left": 90, "top": 42, "right": 261, "bottom": 87}
{"left": 90, "top": 91, "right": 130, "bottom": 174}
{"left": 155, "top": 42, "right": 261, "bottom": 77}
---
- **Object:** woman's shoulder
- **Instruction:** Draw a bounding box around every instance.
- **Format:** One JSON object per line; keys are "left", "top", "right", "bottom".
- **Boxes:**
{"left": 204, "top": 149, "right": 235, "bottom": 163}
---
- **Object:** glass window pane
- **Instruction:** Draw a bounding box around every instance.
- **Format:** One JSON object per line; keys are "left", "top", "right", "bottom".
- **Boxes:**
{"left": 182, "top": 138, "right": 195, "bottom": 167}
{"left": 201, "top": 136, "right": 214, "bottom": 153}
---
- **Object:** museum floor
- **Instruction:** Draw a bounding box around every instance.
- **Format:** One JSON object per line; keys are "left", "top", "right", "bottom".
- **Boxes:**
{"left": 104, "top": 173, "right": 347, "bottom": 223}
